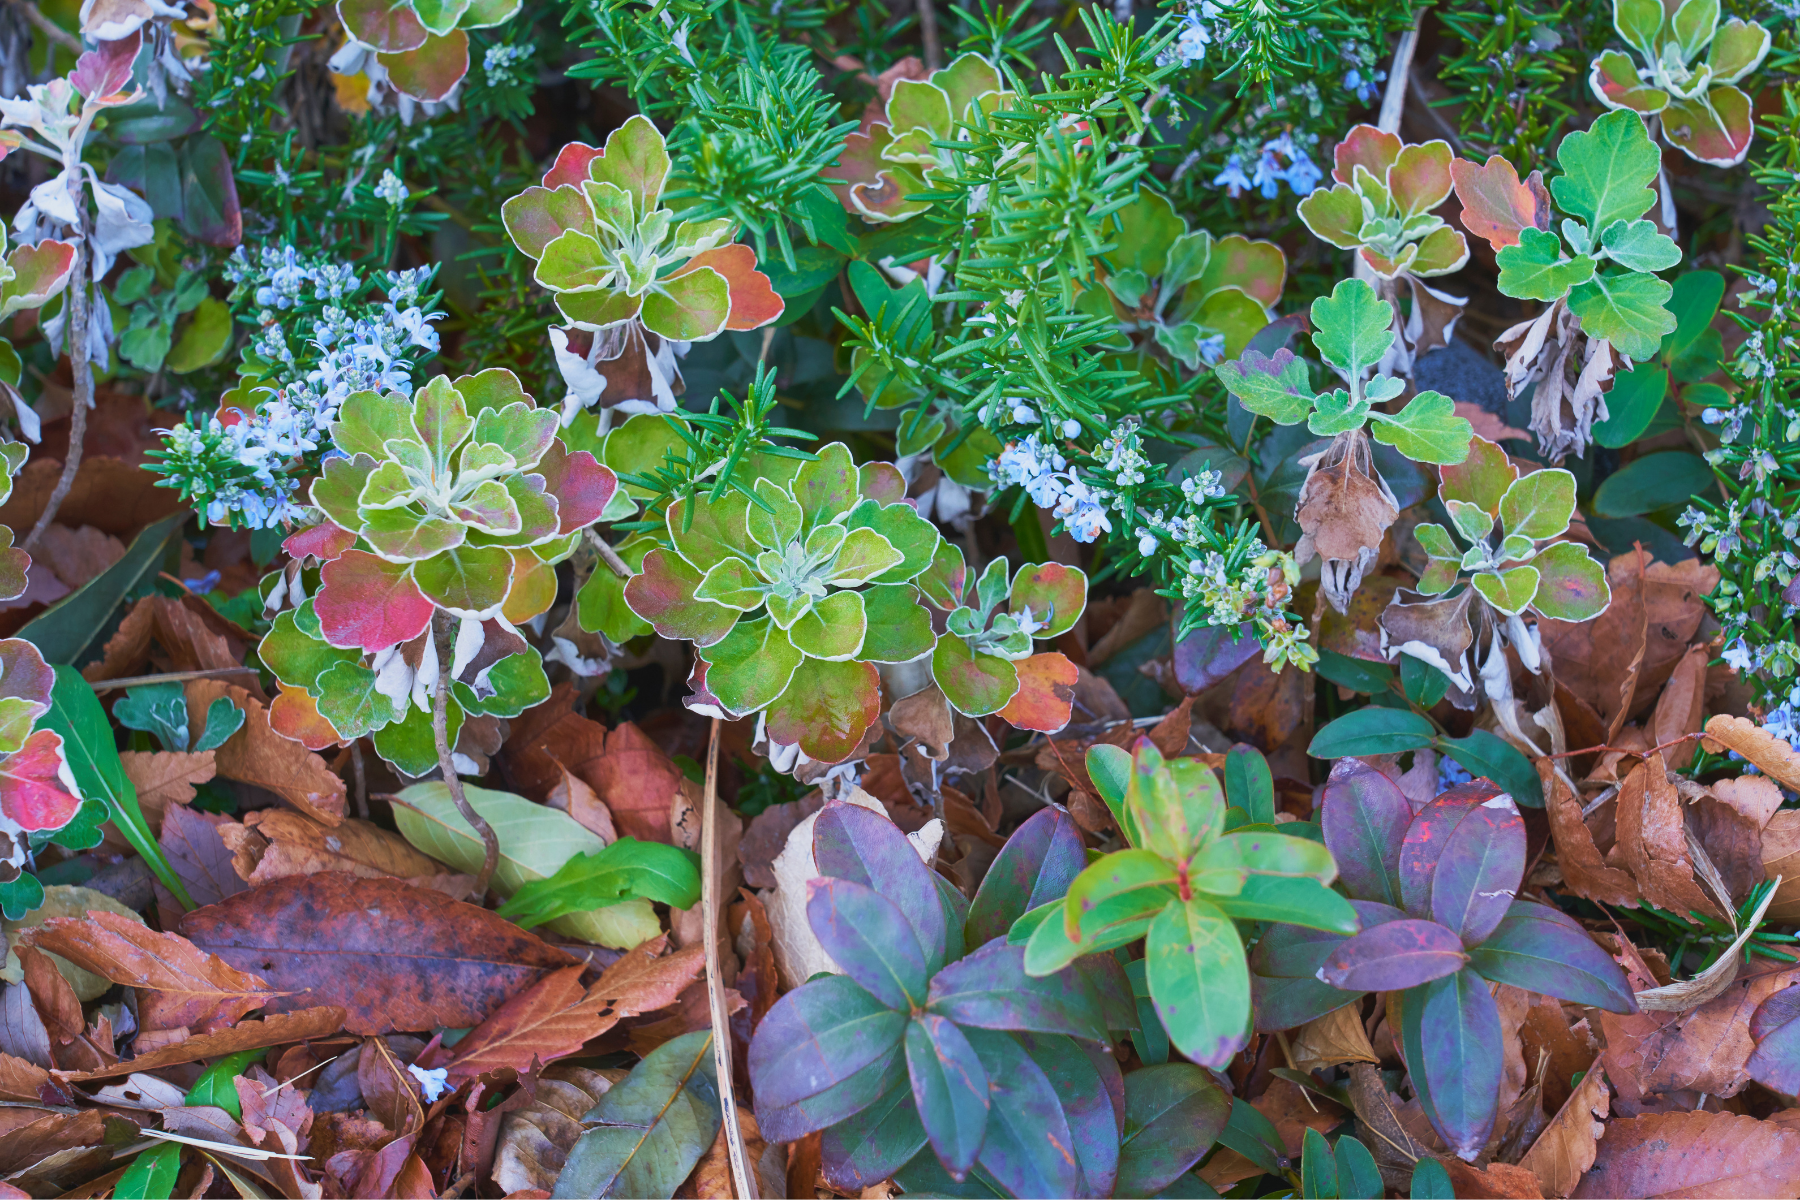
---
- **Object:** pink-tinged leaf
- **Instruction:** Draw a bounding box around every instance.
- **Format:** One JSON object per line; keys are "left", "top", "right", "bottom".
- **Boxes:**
{"left": 643, "top": 266, "right": 731, "bottom": 342}
{"left": 70, "top": 29, "right": 140, "bottom": 100}
{"left": 858, "top": 462, "right": 907, "bottom": 506}
{"left": 535, "top": 442, "right": 616, "bottom": 534}
{"left": 1008, "top": 563, "right": 1086, "bottom": 639}
{"left": 1332, "top": 124, "right": 1402, "bottom": 187}
{"left": 1320, "top": 758, "right": 1412, "bottom": 908}
{"left": 1298, "top": 184, "right": 1365, "bottom": 250}
{"left": 1530, "top": 540, "right": 1611, "bottom": 621}
{"left": 997, "top": 652, "right": 1078, "bottom": 734}
{"left": 542, "top": 141, "right": 603, "bottom": 190}
{"left": 1589, "top": 49, "right": 1669, "bottom": 114}
{"left": 677, "top": 244, "right": 785, "bottom": 332}
{"left": 1196, "top": 235, "right": 1286, "bottom": 311}
{"left": 1319, "top": 918, "right": 1467, "bottom": 991}
{"left": 932, "top": 637, "right": 1019, "bottom": 718}
{"left": 1449, "top": 156, "right": 1553, "bottom": 250}
{"left": 820, "top": 128, "right": 887, "bottom": 210}
{"left": 337, "top": 0, "right": 428, "bottom": 52}
{"left": 1397, "top": 780, "right": 1505, "bottom": 917}
{"left": 0, "top": 240, "right": 77, "bottom": 319}
{"left": 378, "top": 29, "right": 468, "bottom": 102}
{"left": 0, "top": 542, "right": 25, "bottom": 604}
{"left": 1747, "top": 985, "right": 1800, "bottom": 1094}
{"left": 588, "top": 114, "right": 671, "bottom": 211}
{"left": 0, "top": 729, "right": 83, "bottom": 833}
{"left": 0, "top": 639, "right": 55, "bottom": 712}
{"left": 1429, "top": 797, "right": 1524, "bottom": 944}
{"left": 1663, "top": 86, "right": 1755, "bottom": 167}
{"left": 283, "top": 522, "right": 357, "bottom": 565}
{"left": 315, "top": 551, "right": 436, "bottom": 653}
{"left": 623, "top": 549, "right": 739, "bottom": 648}
{"left": 270, "top": 685, "right": 348, "bottom": 752}
{"left": 1387, "top": 140, "right": 1456, "bottom": 217}
{"left": 917, "top": 541, "right": 967, "bottom": 611}
{"left": 1437, "top": 434, "right": 1517, "bottom": 516}
{"left": 764, "top": 658, "right": 883, "bottom": 765}
{"left": 499, "top": 185, "right": 592, "bottom": 260}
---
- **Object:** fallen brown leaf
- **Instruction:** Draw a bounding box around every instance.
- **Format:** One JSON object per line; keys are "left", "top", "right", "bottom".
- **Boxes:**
{"left": 1571, "top": 1110, "right": 1800, "bottom": 1198}
{"left": 1702, "top": 714, "right": 1800, "bottom": 791}
{"left": 680, "top": 1108, "right": 775, "bottom": 1200}
{"left": 1616, "top": 761, "right": 1722, "bottom": 921}
{"left": 1541, "top": 760, "right": 1640, "bottom": 907}
{"left": 0, "top": 1108, "right": 106, "bottom": 1174}
{"left": 178, "top": 872, "right": 575, "bottom": 1035}
{"left": 0, "top": 1052, "right": 57, "bottom": 1105}
{"left": 1288, "top": 1002, "right": 1377, "bottom": 1072}
{"left": 358, "top": 1035, "right": 425, "bottom": 1137}
{"left": 1764, "top": 811, "right": 1800, "bottom": 921}
{"left": 492, "top": 1064, "right": 617, "bottom": 1195}
{"left": 1519, "top": 1061, "right": 1610, "bottom": 1198}
{"left": 1250, "top": 1074, "right": 1343, "bottom": 1159}
{"left": 31, "top": 524, "right": 123, "bottom": 590}
{"left": 1601, "top": 963, "right": 1800, "bottom": 1111}
{"left": 160, "top": 803, "right": 247, "bottom": 911}
{"left": 1650, "top": 644, "right": 1708, "bottom": 768}
{"left": 115, "top": 750, "right": 216, "bottom": 838}
{"left": 545, "top": 764, "right": 616, "bottom": 843}
{"left": 229, "top": 810, "right": 445, "bottom": 884}
{"left": 0, "top": 455, "right": 184, "bottom": 540}
{"left": 185, "top": 680, "right": 347, "bottom": 825}
{"left": 25, "top": 912, "right": 274, "bottom": 1034}
{"left": 1711, "top": 774, "right": 1784, "bottom": 829}
{"left": 1443, "top": 1159, "right": 1545, "bottom": 1198}
{"left": 85, "top": 594, "right": 243, "bottom": 683}
{"left": 1519, "top": 995, "right": 1598, "bottom": 1118}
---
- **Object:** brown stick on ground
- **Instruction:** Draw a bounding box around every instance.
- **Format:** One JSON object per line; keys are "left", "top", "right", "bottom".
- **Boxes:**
{"left": 23, "top": 236, "right": 89, "bottom": 554}
{"left": 917, "top": 0, "right": 941, "bottom": 69}
{"left": 701, "top": 716, "right": 759, "bottom": 1198}
{"left": 432, "top": 612, "right": 498, "bottom": 897}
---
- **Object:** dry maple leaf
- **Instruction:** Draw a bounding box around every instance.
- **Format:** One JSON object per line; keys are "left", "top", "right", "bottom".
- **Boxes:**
{"left": 1572, "top": 1110, "right": 1800, "bottom": 1198}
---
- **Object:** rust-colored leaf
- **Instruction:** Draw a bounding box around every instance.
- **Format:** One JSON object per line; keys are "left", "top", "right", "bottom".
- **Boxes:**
{"left": 185, "top": 679, "right": 347, "bottom": 825}
{"left": 0, "top": 1108, "right": 106, "bottom": 1174}
{"left": 231, "top": 810, "right": 446, "bottom": 883}
{"left": 1702, "top": 714, "right": 1800, "bottom": 791}
{"left": 1651, "top": 645, "right": 1709, "bottom": 768}
{"left": 1572, "top": 1110, "right": 1800, "bottom": 1198}
{"left": 1443, "top": 1160, "right": 1545, "bottom": 1199}
{"left": 61, "top": 1006, "right": 347, "bottom": 1082}
{"left": 83, "top": 594, "right": 245, "bottom": 683}
{"left": 116, "top": 750, "right": 216, "bottom": 835}
{"left": 1541, "top": 759, "right": 1640, "bottom": 907}
{"left": 0, "top": 1052, "right": 58, "bottom": 1105}
{"left": 1519, "top": 1060, "right": 1610, "bottom": 1198}
{"left": 1449, "top": 155, "right": 1552, "bottom": 250}
{"left": 358, "top": 1035, "right": 425, "bottom": 1137}
{"left": 24, "top": 912, "right": 275, "bottom": 1034}
{"left": 1601, "top": 964, "right": 1800, "bottom": 1111}
{"left": 178, "top": 872, "right": 575, "bottom": 1035}
{"left": 1616, "top": 761, "right": 1722, "bottom": 921}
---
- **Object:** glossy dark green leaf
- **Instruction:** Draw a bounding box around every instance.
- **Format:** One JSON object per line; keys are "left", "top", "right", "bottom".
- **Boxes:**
{"left": 553, "top": 1030, "right": 720, "bottom": 1199}
{"left": 1225, "top": 744, "right": 1275, "bottom": 826}
{"left": 1662, "top": 268, "right": 1724, "bottom": 359}
{"left": 1400, "top": 968, "right": 1504, "bottom": 1161}
{"left": 1115, "top": 1063, "right": 1231, "bottom": 1197}
{"left": 1466, "top": 901, "right": 1637, "bottom": 1012}
{"left": 1212, "top": 875, "right": 1359, "bottom": 933}
{"left": 0, "top": 874, "right": 43, "bottom": 921}
{"left": 814, "top": 802, "right": 949, "bottom": 972}
{"left": 819, "top": 1081, "right": 928, "bottom": 1192}
{"left": 1410, "top": 1157, "right": 1455, "bottom": 1199}
{"left": 927, "top": 941, "right": 1109, "bottom": 1041}
{"left": 906, "top": 1015, "right": 989, "bottom": 1179}
{"left": 809, "top": 878, "right": 930, "bottom": 1010}
{"left": 1335, "top": 1135, "right": 1383, "bottom": 1200}
{"left": 1399, "top": 653, "right": 1449, "bottom": 708}
{"left": 1591, "top": 450, "right": 1715, "bottom": 517}
{"left": 963, "top": 1028, "right": 1080, "bottom": 1199}
{"left": 1308, "top": 708, "right": 1435, "bottom": 758}
{"left": 1301, "top": 1127, "right": 1337, "bottom": 1199}
{"left": 966, "top": 805, "right": 1087, "bottom": 947}
{"left": 1316, "top": 649, "right": 1395, "bottom": 694}
{"left": 18, "top": 513, "right": 184, "bottom": 665}
{"left": 747, "top": 975, "right": 905, "bottom": 1139}
{"left": 1436, "top": 730, "right": 1544, "bottom": 807}
{"left": 178, "top": 133, "right": 242, "bottom": 247}
{"left": 1217, "top": 1094, "right": 1287, "bottom": 1171}
{"left": 115, "top": 1142, "right": 181, "bottom": 1200}
{"left": 1126, "top": 957, "right": 1171, "bottom": 1065}
{"left": 892, "top": 1148, "right": 1008, "bottom": 1198}
{"left": 1320, "top": 759, "right": 1412, "bottom": 907}
{"left": 1592, "top": 362, "right": 1668, "bottom": 448}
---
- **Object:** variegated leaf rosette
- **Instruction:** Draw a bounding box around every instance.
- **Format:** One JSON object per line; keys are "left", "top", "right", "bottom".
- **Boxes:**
{"left": 1589, "top": 0, "right": 1770, "bottom": 167}
{"left": 918, "top": 550, "right": 1085, "bottom": 733}
{"left": 503, "top": 115, "right": 784, "bottom": 427}
{"left": 1380, "top": 436, "right": 1610, "bottom": 726}
{"left": 1079, "top": 189, "right": 1286, "bottom": 372}
{"left": 0, "top": 638, "right": 86, "bottom": 892}
{"left": 257, "top": 370, "right": 616, "bottom": 776}
{"left": 822, "top": 53, "right": 1011, "bottom": 223}
{"left": 624, "top": 444, "right": 944, "bottom": 767}
{"left": 1298, "top": 125, "right": 1471, "bottom": 377}
{"left": 331, "top": 0, "right": 521, "bottom": 111}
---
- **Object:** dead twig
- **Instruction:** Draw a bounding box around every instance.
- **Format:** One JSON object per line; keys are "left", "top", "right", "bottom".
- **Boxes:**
{"left": 701, "top": 716, "right": 759, "bottom": 1198}
{"left": 90, "top": 666, "right": 262, "bottom": 692}
{"left": 433, "top": 612, "right": 498, "bottom": 898}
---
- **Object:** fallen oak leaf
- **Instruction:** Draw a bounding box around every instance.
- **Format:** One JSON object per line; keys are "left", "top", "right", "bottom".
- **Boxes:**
{"left": 57, "top": 1006, "right": 347, "bottom": 1081}
{"left": 1571, "top": 1110, "right": 1800, "bottom": 1198}
{"left": 24, "top": 912, "right": 277, "bottom": 1033}
{"left": 177, "top": 872, "right": 576, "bottom": 1035}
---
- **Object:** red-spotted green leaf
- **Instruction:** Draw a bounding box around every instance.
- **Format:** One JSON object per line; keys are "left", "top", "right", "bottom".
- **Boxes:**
{"left": 1065, "top": 849, "right": 1179, "bottom": 941}
{"left": 1320, "top": 919, "right": 1468, "bottom": 990}
{"left": 1332, "top": 125, "right": 1402, "bottom": 186}
{"left": 1430, "top": 795, "right": 1525, "bottom": 944}
{"left": 1449, "top": 155, "right": 1552, "bottom": 250}
{"left": 1589, "top": 49, "right": 1669, "bottom": 113}
{"left": 1007, "top": 563, "right": 1086, "bottom": 638}
{"left": 789, "top": 590, "right": 867, "bottom": 661}
{"left": 0, "top": 729, "right": 82, "bottom": 832}
{"left": 906, "top": 1016, "right": 988, "bottom": 1180}
{"left": 623, "top": 549, "right": 738, "bottom": 647}
{"left": 1145, "top": 897, "right": 1249, "bottom": 1068}
{"left": 1129, "top": 742, "right": 1225, "bottom": 864}
{"left": 1214, "top": 347, "right": 1314, "bottom": 426}
{"left": 1663, "top": 85, "right": 1755, "bottom": 167}
{"left": 315, "top": 550, "right": 435, "bottom": 652}
{"left": 1466, "top": 901, "right": 1637, "bottom": 1010}
{"left": 813, "top": 802, "right": 948, "bottom": 969}
{"left": 1115, "top": 1063, "right": 1231, "bottom": 1197}
{"left": 1398, "top": 781, "right": 1505, "bottom": 915}
{"left": 1298, "top": 184, "right": 1365, "bottom": 249}
{"left": 748, "top": 974, "right": 906, "bottom": 1121}
{"left": 378, "top": 29, "right": 468, "bottom": 102}
{"left": 698, "top": 616, "right": 802, "bottom": 715}
{"left": 413, "top": 544, "right": 513, "bottom": 617}
{"left": 927, "top": 940, "right": 1109, "bottom": 1041}
{"left": 995, "top": 652, "right": 1077, "bottom": 734}
{"left": 915, "top": 541, "right": 967, "bottom": 611}
{"left": 644, "top": 266, "right": 730, "bottom": 342}
{"left": 1320, "top": 759, "right": 1410, "bottom": 907}
{"left": 337, "top": 0, "right": 427, "bottom": 51}
{"left": 1438, "top": 435, "right": 1517, "bottom": 515}
{"left": 1530, "top": 540, "right": 1611, "bottom": 621}
{"left": 966, "top": 806, "right": 1087, "bottom": 948}
{"left": 1401, "top": 968, "right": 1504, "bottom": 1161}
{"left": 0, "top": 240, "right": 77, "bottom": 319}
{"left": 1389, "top": 140, "right": 1456, "bottom": 217}
{"left": 809, "top": 877, "right": 930, "bottom": 1010}
{"left": 932, "top": 636, "right": 1019, "bottom": 719}
{"left": 791, "top": 443, "right": 860, "bottom": 531}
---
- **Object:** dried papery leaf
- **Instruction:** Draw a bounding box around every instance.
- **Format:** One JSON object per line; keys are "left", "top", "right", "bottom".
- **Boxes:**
{"left": 1702, "top": 715, "right": 1800, "bottom": 791}
{"left": 24, "top": 912, "right": 275, "bottom": 1033}
{"left": 82, "top": 594, "right": 244, "bottom": 684}
{"left": 1294, "top": 430, "right": 1399, "bottom": 615}
{"left": 0, "top": 1108, "right": 106, "bottom": 1175}
{"left": 492, "top": 1064, "right": 619, "bottom": 1195}
{"left": 1541, "top": 760, "right": 1640, "bottom": 906}
{"left": 1683, "top": 798, "right": 1764, "bottom": 904}
{"left": 1710, "top": 775, "right": 1784, "bottom": 829}
{"left": 159, "top": 803, "right": 248, "bottom": 911}
{"left": 2, "top": 886, "right": 146, "bottom": 1002}
{"left": 545, "top": 764, "right": 616, "bottom": 843}
{"left": 114, "top": 751, "right": 216, "bottom": 838}
{"left": 1442, "top": 1160, "right": 1546, "bottom": 1198}
{"left": 681, "top": 1108, "right": 779, "bottom": 1200}
{"left": 236, "top": 810, "right": 444, "bottom": 883}
{"left": 1616, "top": 762, "right": 1722, "bottom": 922}
{"left": 1571, "top": 1110, "right": 1800, "bottom": 1198}
{"left": 1519, "top": 1060, "right": 1610, "bottom": 1198}
{"left": 1287, "top": 1002, "right": 1378, "bottom": 1072}
{"left": 178, "top": 872, "right": 575, "bottom": 1035}
{"left": 0, "top": 1051, "right": 57, "bottom": 1105}
{"left": 185, "top": 680, "right": 346, "bottom": 826}
{"left": 1519, "top": 995, "right": 1598, "bottom": 1119}
{"left": 1650, "top": 645, "right": 1708, "bottom": 769}
{"left": 1762, "top": 813, "right": 1800, "bottom": 921}
{"left": 1631, "top": 886, "right": 1781, "bottom": 1012}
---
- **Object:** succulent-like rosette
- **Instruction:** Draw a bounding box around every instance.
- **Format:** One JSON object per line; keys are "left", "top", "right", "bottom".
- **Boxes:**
{"left": 332, "top": 0, "right": 521, "bottom": 106}
{"left": 0, "top": 639, "right": 85, "bottom": 895}
{"left": 916, "top": 551, "right": 1084, "bottom": 733}
{"left": 821, "top": 53, "right": 1011, "bottom": 223}
{"left": 502, "top": 116, "right": 783, "bottom": 421}
{"left": 1299, "top": 126, "right": 1469, "bottom": 280}
{"left": 1589, "top": 0, "right": 1770, "bottom": 167}
{"left": 258, "top": 370, "right": 614, "bottom": 774}
{"left": 1081, "top": 190, "right": 1285, "bottom": 369}
{"left": 624, "top": 443, "right": 943, "bottom": 764}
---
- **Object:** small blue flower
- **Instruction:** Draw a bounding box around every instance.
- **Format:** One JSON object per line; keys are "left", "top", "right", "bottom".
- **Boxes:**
{"left": 1344, "top": 67, "right": 1387, "bottom": 105}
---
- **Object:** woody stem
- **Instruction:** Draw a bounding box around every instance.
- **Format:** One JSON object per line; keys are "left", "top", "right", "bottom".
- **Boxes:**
{"left": 433, "top": 611, "right": 498, "bottom": 897}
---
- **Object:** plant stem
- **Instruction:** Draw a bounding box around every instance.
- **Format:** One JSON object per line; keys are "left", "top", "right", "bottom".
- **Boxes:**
{"left": 24, "top": 237, "right": 88, "bottom": 555}
{"left": 351, "top": 740, "right": 369, "bottom": 821}
{"left": 701, "top": 716, "right": 759, "bottom": 1198}
{"left": 433, "top": 612, "right": 497, "bottom": 898}
{"left": 917, "top": 0, "right": 941, "bottom": 69}
{"left": 90, "top": 666, "right": 261, "bottom": 692}
{"left": 7, "top": 0, "right": 82, "bottom": 55}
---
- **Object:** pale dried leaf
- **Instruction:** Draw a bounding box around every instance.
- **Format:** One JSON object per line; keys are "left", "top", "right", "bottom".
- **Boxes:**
{"left": 1519, "top": 1060, "right": 1610, "bottom": 1198}
{"left": 1702, "top": 714, "right": 1800, "bottom": 791}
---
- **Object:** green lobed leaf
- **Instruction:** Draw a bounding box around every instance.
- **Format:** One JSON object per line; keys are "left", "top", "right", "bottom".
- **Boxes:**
{"left": 1550, "top": 109, "right": 1661, "bottom": 235}
{"left": 1308, "top": 278, "right": 1396, "bottom": 380}
{"left": 1566, "top": 269, "right": 1676, "bottom": 362}
{"left": 1495, "top": 227, "right": 1594, "bottom": 301}
{"left": 1370, "top": 391, "right": 1472, "bottom": 465}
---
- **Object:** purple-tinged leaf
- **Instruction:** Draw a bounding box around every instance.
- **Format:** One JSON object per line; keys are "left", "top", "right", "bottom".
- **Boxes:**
{"left": 757, "top": 1046, "right": 907, "bottom": 1147}
{"left": 1173, "top": 621, "right": 1261, "bottom": 693}
{"left": 1747, "top": 984, "right": 1800, "bottom": 1096}
{"left": 1076, "top": 950, "right": 1141, "bottom": 1034}
{"left": 813, "top": 802, "right": 949, "bottom": 973}
{"left": 1397, "top": 780, "right": 1504, "bottom": 916}
{"left": 966, "top": 805, "right": 1086, "bottom": 948}
{"left": 1400, "top": 968, "right": 1504, "bottom": 1161}
{"left": 807, "top": 878, "right": 930, "bottom": 1011}
{"left": 1322, "top": 758, "right": 1412, "bottom": 907}
{"left": 926, "top": 940, "right": 1109, "bottom": 1041}
{"left": 1251, "top": 973, "right": 1361, "bottom": 1034}
{"left": 964, "top": 1029, "right": 1081, "bottom": 1200}
{"left": 1430, "top": 795, "right": 1525, "bottom": 945}
{"left": 1115, "top": 1063, "right": 1231, "bottom": 1196}
{"left": 1018, "top": 1032, "right": 1121, "bottom": 1197}
{"left": 1465, "top": 901, "right": 1638, "bottom": 1012}
{"left": 819, "top": 1082, "right": 927, "bottom": 1192}
{"left": 1249, "top": 900, "right": 1405, "bottom": 1030}
{"left": 748, "top": 974, "right": 905, "bottom": 1121}
{"left": 1319, "top": 919, "right": 1468, "bottom": 991}
{"left": 906, "top": 1016, "right": 988, "bottom": 1179}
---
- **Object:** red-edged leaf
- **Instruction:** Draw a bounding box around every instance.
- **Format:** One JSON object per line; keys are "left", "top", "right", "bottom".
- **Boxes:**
{"left": 537, "top": 443, "right": 617, "bottom": 534}
{"left": 0, "top": 729, "right": 83, "bottom": 833}
{"left": 1397, "top": 780, "right": 1505, "bottom": 916}
{"left": 764, "top": 658, "right": 882, "bottom": 765}
{"left": 1332, "top": 124, "right": 1401, "bottom": 187}
{"left": 678, "top": 244, "right": 785, "bottom": 332}
{"left": 996, "top": 652, "right": 1078, "bottom": 734}
{"left": 378, "top": 29, "right": 468, "bottom": 102}
{"left": 269, "top": 685, "right": 347, "bottom": 752}
{"left": 0, "top": 639, "right": 56, "bottom": 712}
{"left": 1318, "top": 919, "right": 1467, "bottom": 991}
{"left": 499, "top": 184, "right": 592, "bottom": 260}
{"left": 1438, "top": 434, "right": 1518, "bottom": 516}
{"left": 315, "top": 551, "right": 436, "bottom": 653}
{"left": 0, "top": 240, "right": 78, "bottom": 319}
{"left": 70, "top": 29, "right": 140, "bottom": 100}
{"left": 1449, "top": 156, "right": 1553, "bottom": 250}
{"left": 622, "top": 549, "right": 738, "bottom": 647}
{"left": 282, "top": 522, "right": 356, "bottom": 565}
{"left": 336, "top": 0, "right": 428, "bottom": 52}
{"left": 859, "top": 462, "right": 907, "bottom": 505}
{"left": 542, "top": 142, "right": 604, "bottom": 189}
